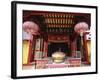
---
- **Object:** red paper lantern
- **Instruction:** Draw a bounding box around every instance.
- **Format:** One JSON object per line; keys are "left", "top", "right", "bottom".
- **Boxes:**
{"left": 23, "top": 21, "right": 40, "bottom": 35}
{"left": 74, "top": 22, "right": 89, "bottom": 35}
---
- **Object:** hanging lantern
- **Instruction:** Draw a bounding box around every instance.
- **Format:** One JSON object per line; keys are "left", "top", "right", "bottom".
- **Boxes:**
{"left": 23, "top": 21, "right": 40, "bottom": 35}
{"left": 74, "top": 22, "right": 89, "bottom": 36}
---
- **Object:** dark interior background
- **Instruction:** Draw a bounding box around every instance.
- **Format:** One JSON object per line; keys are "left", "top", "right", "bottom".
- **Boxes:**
{"left": 48, "top": 42, "right": 69, "bottom": 57}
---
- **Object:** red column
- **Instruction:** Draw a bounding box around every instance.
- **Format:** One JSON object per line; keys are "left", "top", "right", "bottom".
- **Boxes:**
{"left": 71, "top": 39, "right": 77, "bottom": 57}
{"left": 43, "top": 41, "right": 48, "bottom": 58}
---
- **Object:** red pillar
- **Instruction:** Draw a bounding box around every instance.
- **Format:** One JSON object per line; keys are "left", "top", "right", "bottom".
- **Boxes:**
{"left": 71, "top": 39, "right": 77, "bottom": 57}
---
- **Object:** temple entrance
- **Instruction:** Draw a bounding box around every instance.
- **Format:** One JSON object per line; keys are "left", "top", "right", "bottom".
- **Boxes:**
{"left": 48, "top": 42, "right": 70, "bottom": 57}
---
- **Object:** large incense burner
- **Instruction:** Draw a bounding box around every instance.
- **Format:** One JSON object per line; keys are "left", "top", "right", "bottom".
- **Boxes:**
{"left": 52, "top": 51, "right": 66, "bottom": 63}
